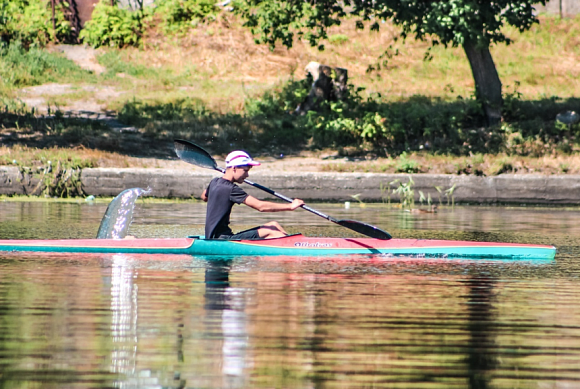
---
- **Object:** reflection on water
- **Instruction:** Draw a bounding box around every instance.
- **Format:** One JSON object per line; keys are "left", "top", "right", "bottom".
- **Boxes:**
{"left": 110, "top": 255, "right": 139, "bottom": 384}
{"left": 1, "top": 201, "right": 580, "bottom": 387}
{"left": 205, "top": 261, "right": 249, "bottom": 386}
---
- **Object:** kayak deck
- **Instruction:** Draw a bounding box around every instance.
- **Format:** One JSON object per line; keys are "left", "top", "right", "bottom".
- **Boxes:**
{"left": 0, "top": 234, "right": 556, "bottom": 260}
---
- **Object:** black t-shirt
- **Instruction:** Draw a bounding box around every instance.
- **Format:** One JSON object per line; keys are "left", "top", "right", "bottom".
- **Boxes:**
{"left": 205, "top": 177, "right": 249, "bottom": 238}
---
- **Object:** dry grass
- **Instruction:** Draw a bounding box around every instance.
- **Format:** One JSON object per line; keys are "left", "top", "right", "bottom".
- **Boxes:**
{"left": 0, "top": 144, "right": 190, "bottom": 168}
{"left": 97, "top": 13, "right": 580, "bottom": 112}
{"left": 320, "top": 152, "right": 580, "bottom": 175}
{"left": 3, "top": 13, "right": 580, "bottom": 178}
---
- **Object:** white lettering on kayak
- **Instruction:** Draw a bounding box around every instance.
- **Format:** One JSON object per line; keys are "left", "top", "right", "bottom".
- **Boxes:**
{"left": 294, "top": 242, "right": 333, "bottom": 248}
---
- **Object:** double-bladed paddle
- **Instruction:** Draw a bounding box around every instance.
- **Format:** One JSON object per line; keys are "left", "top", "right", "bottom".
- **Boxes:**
{"left": 174, "top": 139, "right": 392, "bottom": 240}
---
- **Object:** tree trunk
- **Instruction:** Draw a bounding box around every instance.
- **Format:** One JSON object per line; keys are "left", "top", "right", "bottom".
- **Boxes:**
{"left": 463, "top": 41, "right": 503, "bottom": 126}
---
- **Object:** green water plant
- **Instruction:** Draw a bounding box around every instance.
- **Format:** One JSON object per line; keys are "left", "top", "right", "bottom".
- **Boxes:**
{"left": 418, "top": 191, "right": 433, "bottom": 206}
{"left": 380, "top": 179, "right": 399, "bottom": 204}
{"left": 434, "top": 186, "right": 443, "bottom": 205}
{"left": 445, "top": 184, "right": 457, "bottom": 207}
{"left": 350, "top": 193, "right": 366, "bottom": 207}
{"left": 16, "top": 159, "right": 87, "bottom": 198}
{"left": 434, "top": 184, "right": 457, "bottom": 207}
{"left": 393, "top": 177, "right": 415, "bottom": 209}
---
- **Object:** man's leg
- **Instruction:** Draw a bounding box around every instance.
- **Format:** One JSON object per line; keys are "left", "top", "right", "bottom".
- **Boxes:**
{"left": 257, "top": 221, "right": 288, "bottom": 239}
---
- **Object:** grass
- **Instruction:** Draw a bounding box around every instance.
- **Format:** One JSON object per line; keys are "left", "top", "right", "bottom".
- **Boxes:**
{"left": 320, "top": 152, "right": 580, "bottom": 175}
{"left": 93, "top": 13, "right": 580, "bottom": 109}
{"left": 0, "top": 13, "right": 579, "bottom": 186}
{"left": 0, "top": 42, "right": 97, "bottom": 94}
{"left": 1, "top": 13, "right": 579, "bottom": 105}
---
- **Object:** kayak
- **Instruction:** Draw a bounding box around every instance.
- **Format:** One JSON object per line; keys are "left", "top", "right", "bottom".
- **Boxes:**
{"left": 0, "top": 234, "right": 556, "bottom": 260}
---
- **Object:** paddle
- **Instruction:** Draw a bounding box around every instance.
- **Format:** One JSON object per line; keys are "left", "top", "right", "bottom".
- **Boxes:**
{"left": 174, "top": 139, "right": 392, "bottom": 240}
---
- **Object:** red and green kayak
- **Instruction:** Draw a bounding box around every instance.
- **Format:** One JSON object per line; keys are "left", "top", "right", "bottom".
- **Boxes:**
{"left": 0, "top": 234, "right": 556, "bottom": 260}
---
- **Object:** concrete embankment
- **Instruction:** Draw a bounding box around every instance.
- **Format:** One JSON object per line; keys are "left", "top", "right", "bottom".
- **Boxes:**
{"left": 2, "top": 166, "right": 580, "bottom": 205}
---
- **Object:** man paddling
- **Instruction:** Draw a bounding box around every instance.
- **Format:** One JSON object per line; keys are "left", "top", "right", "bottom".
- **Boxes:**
{"left": 201, "top": 150, "right": 304, "bottom": 240}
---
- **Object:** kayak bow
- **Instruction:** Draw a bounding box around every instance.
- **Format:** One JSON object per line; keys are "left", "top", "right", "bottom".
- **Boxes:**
{"left": 0, "top": 234, "right": 556, "bottom": 260}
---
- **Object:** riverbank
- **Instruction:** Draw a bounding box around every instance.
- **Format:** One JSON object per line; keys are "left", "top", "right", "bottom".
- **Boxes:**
{"left": 2, "top": 165, "right": 580, "bottom": 205}
{"left": 1, "top": 14, "right": 579, "bottom": 203}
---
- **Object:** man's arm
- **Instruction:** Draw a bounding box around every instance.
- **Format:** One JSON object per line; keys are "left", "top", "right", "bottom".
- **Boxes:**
{"left": 244, "top": 195, "right": 304, "bottom": 212}
{"left": 201, "top": 189, "right": 208, "bottom": 202}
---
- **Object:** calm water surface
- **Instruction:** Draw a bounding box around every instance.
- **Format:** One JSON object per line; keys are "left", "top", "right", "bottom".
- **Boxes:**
{"left": 1, "top": 200, "right": 580, "bottom": 388}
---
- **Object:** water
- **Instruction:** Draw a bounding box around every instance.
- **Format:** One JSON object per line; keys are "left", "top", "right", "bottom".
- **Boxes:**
{"left": 1, "top": 200, "right": 580, "bottom": 388}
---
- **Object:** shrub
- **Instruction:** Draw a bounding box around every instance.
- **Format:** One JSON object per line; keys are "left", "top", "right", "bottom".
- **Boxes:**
{"left": 80, "top": 2, "right": 143, "bottom": 48}
{"left": 0, "top": 0, "right": 72, "bottom": 47}
{"left": 243, "top": 78, "right": 580, "bottom": 157}
{"left": 154, "top": 0, "right": 219, "bottom": 35}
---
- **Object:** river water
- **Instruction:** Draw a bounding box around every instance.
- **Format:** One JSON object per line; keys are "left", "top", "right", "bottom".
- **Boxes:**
{"left": 1, "top": 200, "right": 579, "bottom": 388}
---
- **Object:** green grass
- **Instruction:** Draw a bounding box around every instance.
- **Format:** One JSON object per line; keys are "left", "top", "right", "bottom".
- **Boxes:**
{"left": 0, "top": 14, "right": 578, "bottom": 161}
{"left": 0, "top": 42, "right": 96, "bottom": 90}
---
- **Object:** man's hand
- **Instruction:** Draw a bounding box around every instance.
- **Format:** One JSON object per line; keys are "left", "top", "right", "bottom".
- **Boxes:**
{"left": 290, "top": 199, "right": 305, "bottom": 210}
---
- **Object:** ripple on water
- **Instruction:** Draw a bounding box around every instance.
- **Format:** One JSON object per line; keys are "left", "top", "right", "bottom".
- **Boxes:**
{"left": 1, "top": 202, "right": 580, "bottom": 387}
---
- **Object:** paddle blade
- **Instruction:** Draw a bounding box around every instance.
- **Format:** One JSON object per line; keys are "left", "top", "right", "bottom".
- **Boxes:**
{"left": 337, "top": 220, "right": 392, "bottom": 240}
{"left": 97, "top": 188, "right": 150, "bottom": 239}
{"left": 174, "top": 139, "right": 219, "bottom": 171}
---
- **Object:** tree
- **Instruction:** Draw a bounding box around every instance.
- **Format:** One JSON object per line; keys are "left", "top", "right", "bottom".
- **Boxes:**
{"left": 236, "top": 0, "right": 546, "bottom": 126}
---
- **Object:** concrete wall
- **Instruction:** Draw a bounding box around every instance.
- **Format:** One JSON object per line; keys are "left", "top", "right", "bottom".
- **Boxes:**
{"left": 3, "top": 166, "right": 580, "bottom": 205}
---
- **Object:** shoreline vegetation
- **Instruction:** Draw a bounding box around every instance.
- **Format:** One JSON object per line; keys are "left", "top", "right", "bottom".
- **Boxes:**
{"left": 1, "top": 6, "right": 580, "bottom": 197}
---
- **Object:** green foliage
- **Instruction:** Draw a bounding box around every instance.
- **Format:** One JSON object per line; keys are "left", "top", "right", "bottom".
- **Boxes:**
{"left": 244, "top": 78, "right": 580, "bottom": 156}
{"left": 115, "top": 91, "right": 312, "bottom": 154}
{"left": 395, "top": 152, "right": 420, "bottom": 173}
{"left": 0, "top": 41, "right": 91, "bottom": 88}
{"left": 154, "top": 0, "right": 219, "bottom": 35}
{"left": 235, "top": 0, "right": 547, "bottom": 125}
{"left": 244, "top": 77, "right": 311, "bottom": 117}
{"left": 236, "top": 0, "right": 546, "bottom": 50}
{"left": 380, "top": 179, "right": 399, "bottom": 204}
{"left": 393, "top": 177, "right": 415, "bottom": 209}
{"left": 0, "top": 0, "right": 72, "bottom": 47}
{"left": 80, "top": 0, "right": 220, "bottom": 47}
{"left": 15, "top": 158, "right": 90, "bottom": 197}
{"left": 80, "top": 2, "right": 143, "bottom": 48}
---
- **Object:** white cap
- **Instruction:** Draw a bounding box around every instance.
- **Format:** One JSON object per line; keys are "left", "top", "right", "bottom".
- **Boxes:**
{"left": 225, "top": 150, "right": 261, "bottom": 168}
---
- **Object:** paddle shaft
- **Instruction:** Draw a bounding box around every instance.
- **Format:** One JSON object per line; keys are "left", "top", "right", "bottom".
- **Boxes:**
{"left": 214, "top": 166, "right": 338, "bottom": 223}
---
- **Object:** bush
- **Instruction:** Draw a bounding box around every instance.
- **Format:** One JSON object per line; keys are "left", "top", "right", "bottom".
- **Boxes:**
{"left": 0, "top": 0, "right": 72, "bottom": 48}
{"left": 80, "top": 2, "right": 143, "bottom": 48}
{"left": 244, "top": 78, "right": 580, "bottom": 156}
{"left": 80, "top": 0, "right": 220, "bottom": 48}
{"left": 154, "top": 0, "right": 219, "bottom": 35}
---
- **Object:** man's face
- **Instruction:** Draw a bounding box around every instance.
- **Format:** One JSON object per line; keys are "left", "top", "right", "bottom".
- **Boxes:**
{"left": 232, "top": 165, "right": 252, "bottom": 182}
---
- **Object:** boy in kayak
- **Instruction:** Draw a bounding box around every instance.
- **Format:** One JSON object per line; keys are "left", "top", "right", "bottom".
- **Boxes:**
{"left": 201, "top": 150, "right": 304, "bottom": 240}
